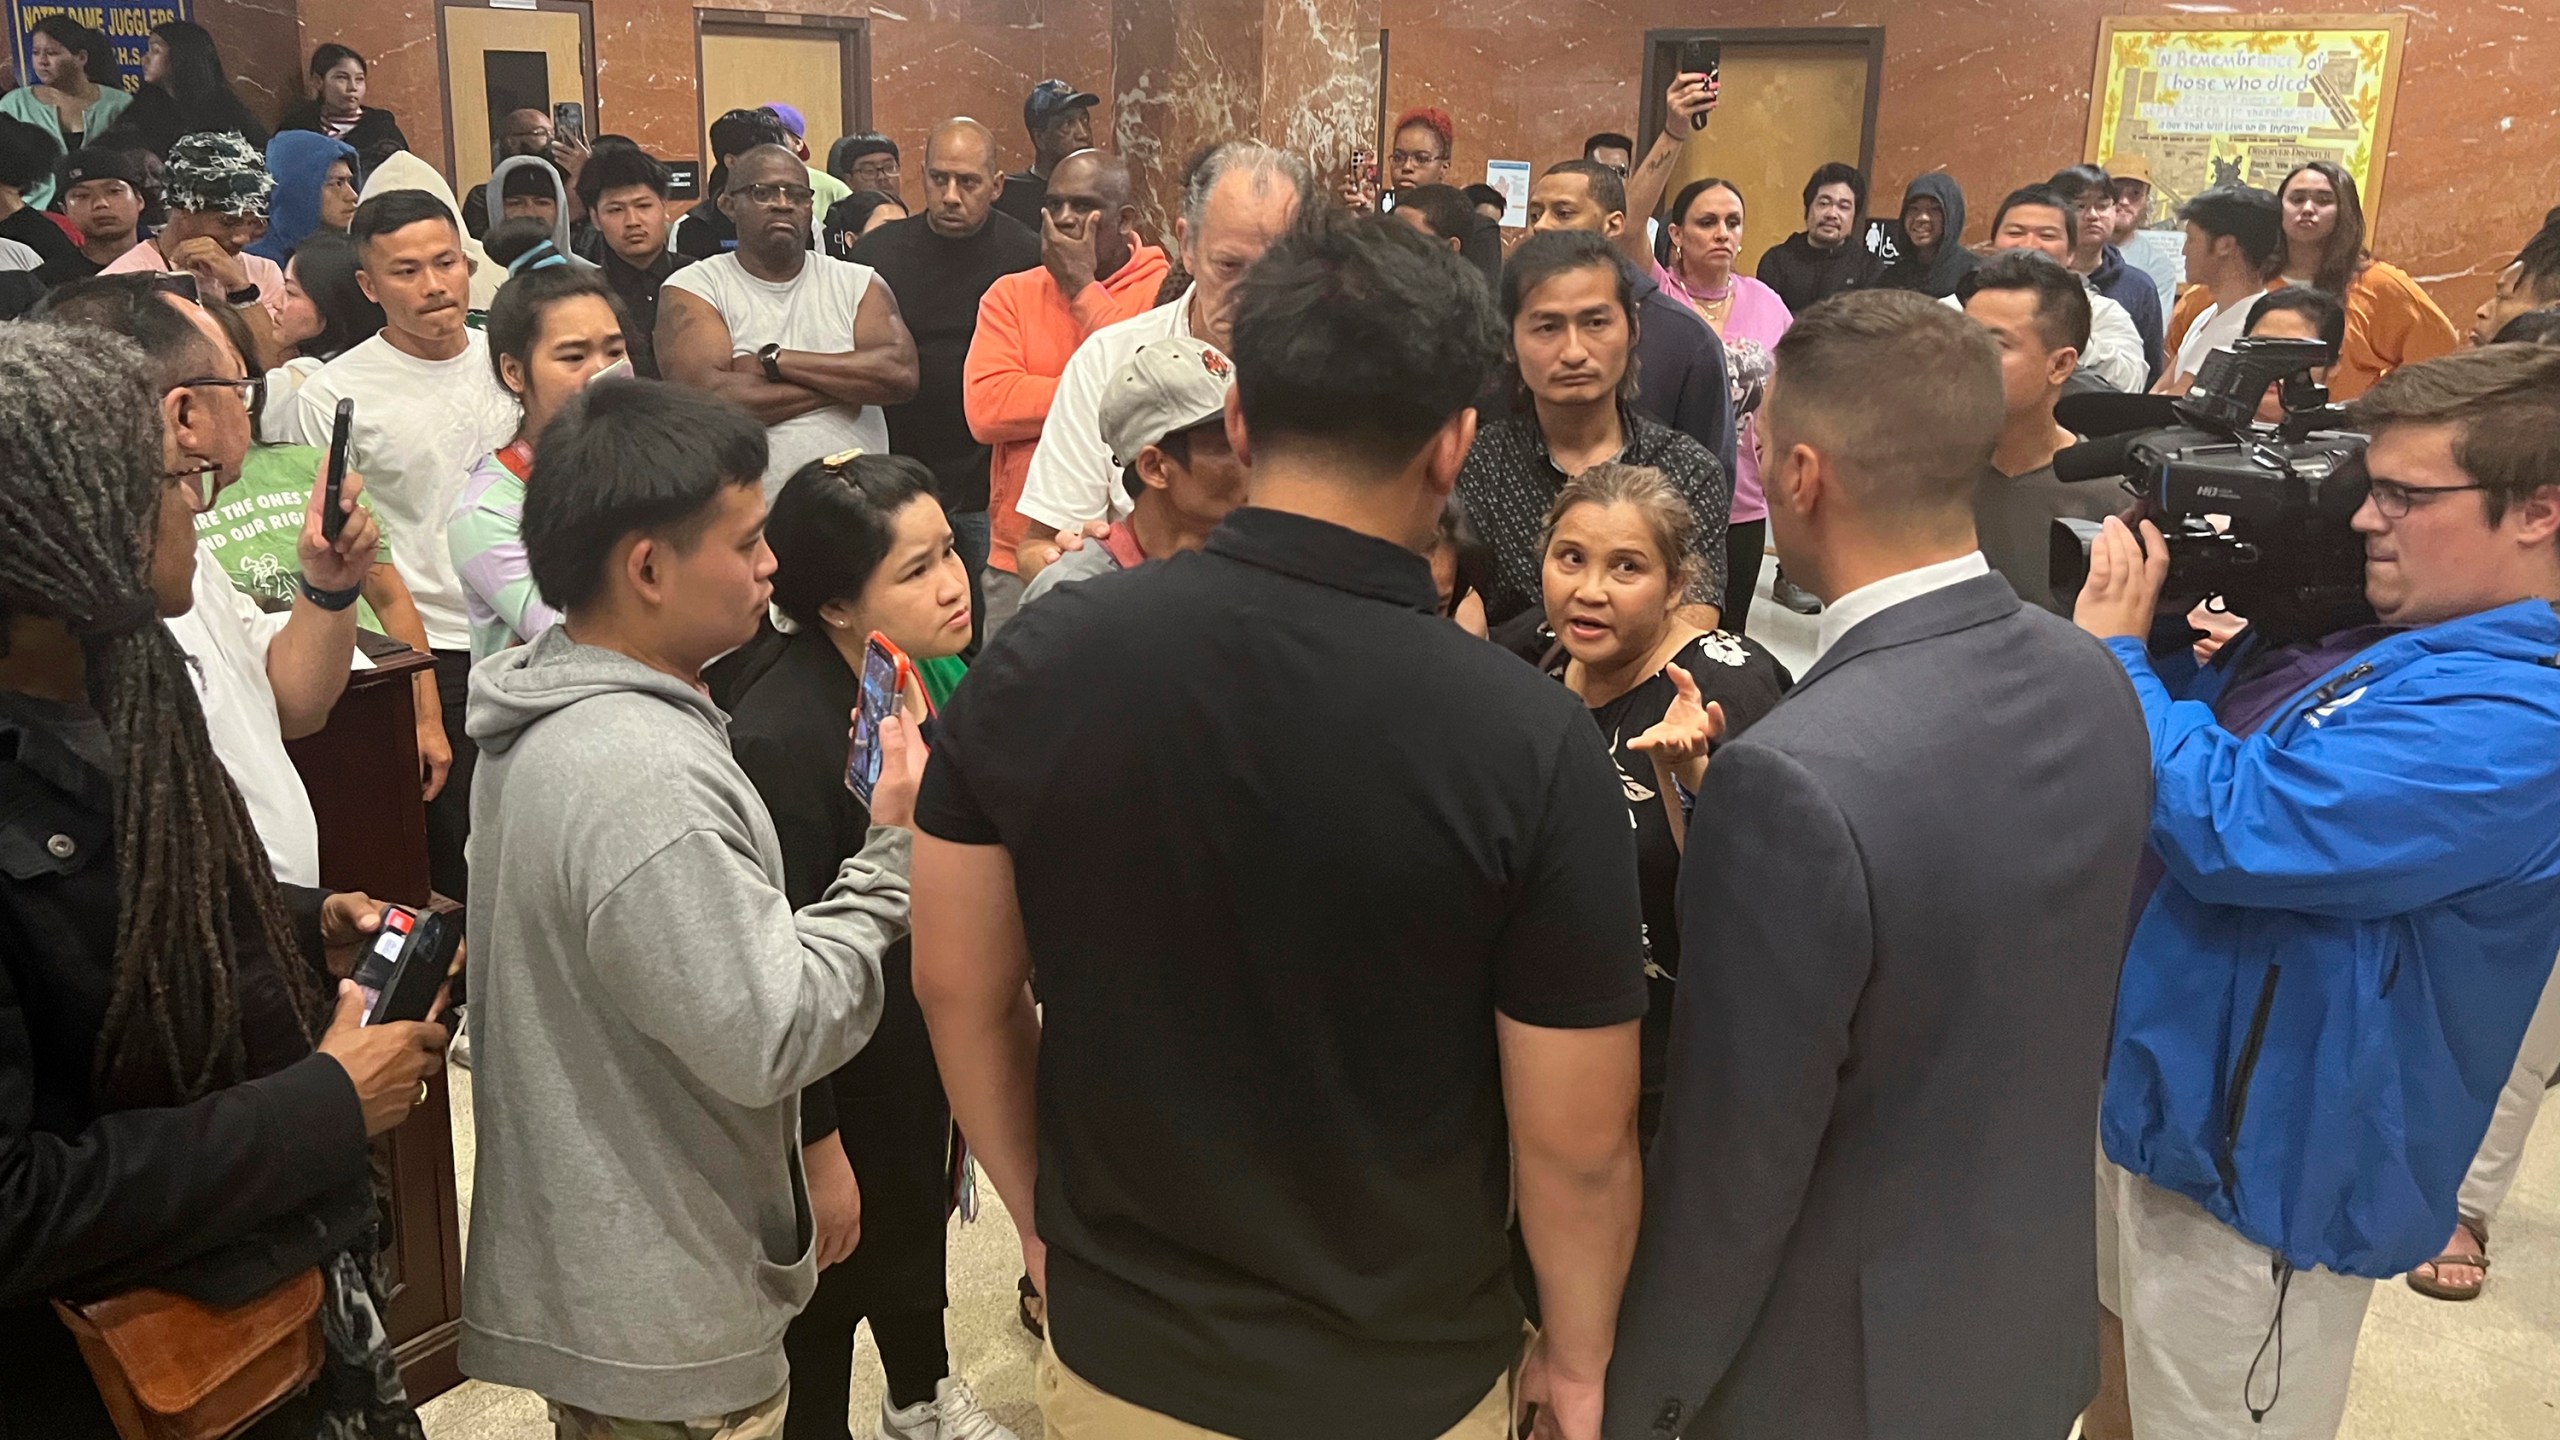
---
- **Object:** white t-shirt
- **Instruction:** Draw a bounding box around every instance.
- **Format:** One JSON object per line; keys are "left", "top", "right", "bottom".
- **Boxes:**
{"left": 287, "top": 333, "right": 521, "bottom": 652}
{"left": 661, "top": 252, "right": 892, "bottom": 494}
{"left": 1943, "top": 283, "right": 2147, "bottom": 393}
{"left": 2172, "top": 298, "right": 2255, "bottom": 387}
{"left": 163, "top": 541, "right": 319, "bottom": 885}
{"left": 1016, "top": 289, "right": 1197, "bottom": 533}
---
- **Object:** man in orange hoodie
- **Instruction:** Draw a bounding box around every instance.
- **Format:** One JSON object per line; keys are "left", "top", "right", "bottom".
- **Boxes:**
{"left": 965, "top": 150, "right": 1168, "bottom": 637}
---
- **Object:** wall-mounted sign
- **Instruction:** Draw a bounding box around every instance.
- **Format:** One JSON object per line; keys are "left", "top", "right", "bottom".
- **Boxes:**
{"left": 9, "top": 1, "right": 190, "bottom": 94}
{"left": 2084, "top": 14, "right": 2407, "bottom": 222}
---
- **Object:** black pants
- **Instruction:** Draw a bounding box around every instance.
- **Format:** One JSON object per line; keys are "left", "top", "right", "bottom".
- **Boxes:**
{"left": 1723, "top": 518, "right": 1768, "bottom": 637}
{"left": 428, "top": 649, "right": 478, "bottom": 903}
{"left": 782, "top": 1291, "right": 949, "bottom": 1438}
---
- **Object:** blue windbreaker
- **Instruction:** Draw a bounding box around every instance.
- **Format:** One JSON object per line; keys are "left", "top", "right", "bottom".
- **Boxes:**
{"left": 2101, "top": 600, "right": 2560, "bottom": 1279}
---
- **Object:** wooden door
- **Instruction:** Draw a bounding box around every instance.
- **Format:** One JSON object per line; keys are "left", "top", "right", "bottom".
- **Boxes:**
{"left": 440, "top": 2, "right": 593, "bottom": 199}
{"left": 698, "top": 20, "right": 860, "bottom": 175}
{"left": 1642, "top": 30, "right": 1883, "bottom": 277}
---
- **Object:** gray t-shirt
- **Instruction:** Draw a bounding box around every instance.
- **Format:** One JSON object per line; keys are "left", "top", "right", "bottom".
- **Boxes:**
{"left": 1975, "top": 461, "right": 2122, "bottom": 616}
{"left": 1018, "top": 541, "right": 1126, "bottom": 608}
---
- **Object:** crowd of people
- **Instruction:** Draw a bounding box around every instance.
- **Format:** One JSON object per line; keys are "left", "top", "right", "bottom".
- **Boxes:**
{"left": 3, "top": 19, "right": 2559, "bottom": 1440}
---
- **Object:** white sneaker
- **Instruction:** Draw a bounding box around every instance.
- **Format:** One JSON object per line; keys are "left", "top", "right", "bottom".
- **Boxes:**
{"left": 878, "top": 1377, "right": 1018, "bottom": 1440}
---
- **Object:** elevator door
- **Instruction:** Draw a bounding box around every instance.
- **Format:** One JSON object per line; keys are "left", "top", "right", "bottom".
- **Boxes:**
{"left": 1642, "top": 30, "right": 1883, "bottom": 277}
{"left": 440, "top": 1, "right": 593, "bottom": 200}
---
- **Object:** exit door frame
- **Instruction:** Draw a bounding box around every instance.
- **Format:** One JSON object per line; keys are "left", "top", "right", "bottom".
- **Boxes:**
{"left": 1636, "top": 27, "right": 1885, "bottom": 185}
{"left": 433, "top": 0, "right": 601, "bottom": 186}
{"left": 693, "top": 7, "right": 872, "bottom": 158}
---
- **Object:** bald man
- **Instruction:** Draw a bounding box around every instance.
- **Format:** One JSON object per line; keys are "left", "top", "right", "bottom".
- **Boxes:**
{"left": 964, "top": 149, "right": 1171, "bottom": 637}
{"left": 845, "top": 118, "right": 1041, "bottom": 641}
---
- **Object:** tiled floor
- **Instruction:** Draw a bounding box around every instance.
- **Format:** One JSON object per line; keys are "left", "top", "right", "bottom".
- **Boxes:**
{"left": 420, "top": 572, "right": 2560, "bottom": 1439}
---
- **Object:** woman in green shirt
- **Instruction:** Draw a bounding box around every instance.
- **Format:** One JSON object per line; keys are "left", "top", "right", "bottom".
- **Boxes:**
{"left": 0, "top": 16, "right": 131, "bottom": 208}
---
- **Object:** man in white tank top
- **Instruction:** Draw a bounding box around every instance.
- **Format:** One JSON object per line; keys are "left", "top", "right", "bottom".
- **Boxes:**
{"left": 658, "top": 145, "right": 918, "bottom": 495}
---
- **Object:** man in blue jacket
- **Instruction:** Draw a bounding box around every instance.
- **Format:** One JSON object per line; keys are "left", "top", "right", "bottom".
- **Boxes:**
{"left": 2072, "top": 343, "right": 2560, "bottom": 1440}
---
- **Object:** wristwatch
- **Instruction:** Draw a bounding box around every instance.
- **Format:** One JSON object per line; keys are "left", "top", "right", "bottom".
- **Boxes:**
{"left": 226, "top": 282, "right": 262, "bottom": 306}
{"left": 757, "top": 343, "right": 784, "bottom": 383}
{"left": 300, "top": 578, "right": 361, "bottom": 612}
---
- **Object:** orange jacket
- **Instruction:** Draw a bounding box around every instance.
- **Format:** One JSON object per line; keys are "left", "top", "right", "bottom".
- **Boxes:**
{"left": 2164, "top": 261, "right": 2457, "bottom": 401}
{"left": 965, "top": 244, "right": 1172, "bottom": 572}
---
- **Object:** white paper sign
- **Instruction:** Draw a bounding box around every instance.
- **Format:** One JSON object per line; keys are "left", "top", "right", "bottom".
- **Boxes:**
{"left": 1485, "top": 159, "right": 1531, "bottom": 228}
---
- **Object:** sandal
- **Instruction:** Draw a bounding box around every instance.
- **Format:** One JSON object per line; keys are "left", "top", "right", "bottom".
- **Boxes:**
{"left": 2406, "top": 1217, "right": 2490, "bottom": 1301}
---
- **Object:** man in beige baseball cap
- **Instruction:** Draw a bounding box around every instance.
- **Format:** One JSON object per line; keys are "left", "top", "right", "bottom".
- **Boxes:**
{"left": 1019, "top": 333, "right": 1249, "bottom": 606}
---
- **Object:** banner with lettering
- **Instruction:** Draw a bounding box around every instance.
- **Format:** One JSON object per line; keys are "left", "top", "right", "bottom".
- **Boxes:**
{"left": 10, "top": 1, "right": 191, "bottom": 95}
{"left": 2084, "top": 15, "right": 2407, "bottom": 223}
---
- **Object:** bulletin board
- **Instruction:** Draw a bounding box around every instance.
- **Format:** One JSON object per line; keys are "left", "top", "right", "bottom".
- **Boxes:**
{"left": 9, "top": 1, "right": 190, "bottom": 93}
{"left": 2084, "top": 14, "right": 2405, "bottom": 222}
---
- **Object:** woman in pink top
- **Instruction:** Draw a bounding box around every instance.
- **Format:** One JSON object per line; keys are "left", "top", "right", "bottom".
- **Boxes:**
{"left": 1655, "top": 177, "right": 1792, "bottom": 632}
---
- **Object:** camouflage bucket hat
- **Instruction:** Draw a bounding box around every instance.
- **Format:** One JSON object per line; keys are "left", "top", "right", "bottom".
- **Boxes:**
{"left": 164, "top": 132, "right": 275, "bottom": 218}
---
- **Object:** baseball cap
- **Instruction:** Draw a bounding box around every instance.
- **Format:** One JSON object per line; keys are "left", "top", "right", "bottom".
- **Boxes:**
{"left": 762, "top": 102, "right": 807, "bottom": 139}
{"left": 57, "top": 146, "right": 147, "bottom": 195}
{"left": 1024, "top": 79, "right": 1100, "bottom": 134}
{"left": 163, "top": 132, "right": 274, "bottom": 219}
{"left": 1102, "top": 335, "right": 1233, "bottom": 467}
{"left": 2106, "top": 153, "right": 2153, "bottom": 187}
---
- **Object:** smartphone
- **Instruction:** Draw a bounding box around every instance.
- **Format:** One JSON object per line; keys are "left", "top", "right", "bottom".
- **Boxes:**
{"left": 351, "top": 905, "right": 458, "bottom": 1026}
{"left": 845, "top": 631, "right": 919, "bottom": 807}
{"left": 1677, "top": 38, "right": 1722, "bottom": 131}
{"left": 551, "top": 101, "right": 585, "bottom": 145}
{"left": 321, "top": 397, "right": 354, "bottom": 542}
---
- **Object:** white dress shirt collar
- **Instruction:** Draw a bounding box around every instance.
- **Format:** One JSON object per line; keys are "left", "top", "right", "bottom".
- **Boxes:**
{"left": 1813, "top": 551, "right": 1992, "bottom": 662}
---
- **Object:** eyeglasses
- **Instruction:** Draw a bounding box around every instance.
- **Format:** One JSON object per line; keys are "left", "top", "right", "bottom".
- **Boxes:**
{"left": 2364, "top": 477, "right": 2493, "bottom": 519}
{"left": 734, "top": 182, "right": 815, "bottom": 207}
{"left": 1388, "top": 149, "right": 1446, "bottom": 168}
{"left": 848, "top": 159, "right": 899, "bottom": 181}
{"left": 163, "top": 459, "right": 231, "bottom": 514}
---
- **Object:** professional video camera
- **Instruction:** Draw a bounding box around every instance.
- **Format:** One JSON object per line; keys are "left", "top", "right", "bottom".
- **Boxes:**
{"left": 2049, "top": 336, "right": 2376, "bottom": 645}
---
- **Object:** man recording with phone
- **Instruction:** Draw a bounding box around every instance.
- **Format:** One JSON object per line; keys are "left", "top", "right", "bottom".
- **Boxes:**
{"left": 2073, "top": 344, "right": 2560, "bottom": 1439}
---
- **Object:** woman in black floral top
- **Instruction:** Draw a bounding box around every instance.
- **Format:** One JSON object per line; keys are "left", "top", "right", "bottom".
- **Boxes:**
{"left": 1458, "top": 229, "right": 1732, "bottom": 628}
{"left": 1494, "top": 462, "right": 1787, "bottom": 1142}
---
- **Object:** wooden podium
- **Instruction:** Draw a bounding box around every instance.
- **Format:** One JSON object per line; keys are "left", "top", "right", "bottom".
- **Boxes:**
{"left": 284, "top": 634, "right": 465, "bottom": 1403}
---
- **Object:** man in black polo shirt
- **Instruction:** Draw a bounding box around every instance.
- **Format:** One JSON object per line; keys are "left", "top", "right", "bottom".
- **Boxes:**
{"left": 912, "top": 216, "right": 1648, "bottom": 1440}
{"left": 850, "top": 117, "right": 1039, "bottom": 641}
{"left": 574, "top": 145, "right": 690, "bottom": 379}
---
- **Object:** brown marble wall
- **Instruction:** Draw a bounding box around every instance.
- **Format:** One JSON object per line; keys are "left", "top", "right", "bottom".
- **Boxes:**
{"left": 291, "top": 0, "right": 1085, "bottom": 212}
{"left": 1381, "top": 0, "right": 2557, "bottom": 321}
{"left": 198, "top": 0, "right": 311, "bottom": 126}
{"left": 1109, "top": 0, "right": 1261, "bottom": 242}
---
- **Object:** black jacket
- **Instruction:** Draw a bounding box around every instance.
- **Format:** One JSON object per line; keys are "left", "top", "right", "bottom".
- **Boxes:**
{"left": 1753, "top": 231, "right": 1881, "bottom": 314}
{"left": 0, "top": 694, "right": 372, "bottom": 1438}
{"left": 273, "top": 102, "right": 410, "bottom": 174}
{"left": 117, "top": 83, "right": 270, "bottom": 158}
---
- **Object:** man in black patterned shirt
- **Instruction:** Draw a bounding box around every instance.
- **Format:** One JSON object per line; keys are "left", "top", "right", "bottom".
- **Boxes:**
{"left": 1460, "top": 230, "right": 1731, "bottom": 629}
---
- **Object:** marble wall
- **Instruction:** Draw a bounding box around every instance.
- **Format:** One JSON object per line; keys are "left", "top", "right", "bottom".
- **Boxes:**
{"left": 201, "top": 1, "right": 2547, "bottom": 317}
{"left": 1380, "top": 0, "right": 2558, "bottom": 321}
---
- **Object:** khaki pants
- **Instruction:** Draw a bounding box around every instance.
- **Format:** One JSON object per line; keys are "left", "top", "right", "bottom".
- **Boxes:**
{"left": 2458, "top": 956, "right": 2560, "bottom": 1226}
{"left": 548, "top": 1386, "right": 786, "bottom": 1440}
{"left": 1036, "top": 1337, "right": 1512, "bottom": 1440}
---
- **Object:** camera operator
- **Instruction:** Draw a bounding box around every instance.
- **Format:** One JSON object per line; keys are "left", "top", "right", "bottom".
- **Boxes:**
{"left": 2073, "top": 343, "right": 2560, "bottom": 1440}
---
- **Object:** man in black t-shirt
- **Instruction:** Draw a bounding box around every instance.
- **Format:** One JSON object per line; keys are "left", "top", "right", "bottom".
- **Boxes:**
{"left": 993, "top": 79, "right": 1097, "bottom": 233}
{"left": 849, "top": 118, "right": 1038, "bottom": 644}
{"left": 913, "top": 217, "right": 1649, "bottom": 1440}
{"left": 574, "top": 145, "right": 692, "bottom": 380}
{"left": 38, "top": 147, "right": 147, "bottom": 287}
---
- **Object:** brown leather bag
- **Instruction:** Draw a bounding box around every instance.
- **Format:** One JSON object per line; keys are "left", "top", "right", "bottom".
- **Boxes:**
{"left": 51, "top": 1268, "right": 325, "bottom": 1440}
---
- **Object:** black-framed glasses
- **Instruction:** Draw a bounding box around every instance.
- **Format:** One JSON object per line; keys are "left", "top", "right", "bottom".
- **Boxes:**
{"left": 167, "top": 373, "right": 265, "bottom": 411}
{"left": 848, "top": 158, "right": 899, "bottom": 182}
{"left": 734, "top": 182, "right": 815, "bottom": 207}
{"left": 2365, "top": 477, "right": 2493, "bottom": 519}
{"left": 163, "top": 459, "right": 230, "bottom": 514}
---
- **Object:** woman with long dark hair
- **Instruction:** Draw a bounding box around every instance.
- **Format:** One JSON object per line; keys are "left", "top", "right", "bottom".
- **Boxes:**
{"left": 275, "top": 45, "right": 408, "bottom": 166}
{"left": 123, "top": 20, "right": 270, "bottom": 157}
{"left": 0, "top": 15, "right": 129, "bottom": 207}
{"left": 2272, "top": 160, "right": 2456, "bottom": 398}
{"left": 1458, "top": 228, "right": 1731, "bottom": 630}
{"left": 0, "top": 321, "right": 449, "bottom": 1438}
{"left": 725, "top": 454, "right": 1016, "bottom": 1440}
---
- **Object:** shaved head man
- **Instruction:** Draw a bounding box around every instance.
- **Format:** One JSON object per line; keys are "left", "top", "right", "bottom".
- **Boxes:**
{"left": 969, "top": 146, "right": 1174, "bottom": 637}
{"left": 847, "top": 115, "right": 1043, "bottom": 643}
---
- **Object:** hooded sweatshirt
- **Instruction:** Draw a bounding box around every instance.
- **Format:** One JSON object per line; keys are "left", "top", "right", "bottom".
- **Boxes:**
{"left": 249, "top": 130, "right": 358, "bottom": 267}
{"left": 358, "top": 150, "right": 502, "bottom": 311}
{"left": 456, "top": 626, "right": 903, "bottom": 1418}
{"left": 485, "top": 154, "right": 586, "bottom": 266}
{"left": 1877, "top": 173, "right": 1979, "bottom": 299}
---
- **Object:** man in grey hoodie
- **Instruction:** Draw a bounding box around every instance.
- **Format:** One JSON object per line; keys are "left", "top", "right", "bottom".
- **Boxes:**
{"left": 458, "top": 378, "right": 922, "bottom": 1436}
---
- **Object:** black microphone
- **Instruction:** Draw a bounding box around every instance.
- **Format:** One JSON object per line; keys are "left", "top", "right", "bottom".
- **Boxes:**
{"left": 2051, "top": 431, "right": 2142, "bottom": 485}
{"left": 2056, "top": 390, "right": 2180, "bottom": 438}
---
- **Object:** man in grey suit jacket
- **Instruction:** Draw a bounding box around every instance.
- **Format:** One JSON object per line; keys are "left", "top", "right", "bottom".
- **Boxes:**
{"left": 1606, "top": 290, "right": 2153, "bottom": 1440}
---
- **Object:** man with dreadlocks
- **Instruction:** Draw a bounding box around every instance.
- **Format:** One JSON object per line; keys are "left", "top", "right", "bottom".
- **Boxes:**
{"left": 35, "top": 275, "right": 381, "bottom": 887}
{"left": 0, "top": 323, "right": 452, "bottom": 1437}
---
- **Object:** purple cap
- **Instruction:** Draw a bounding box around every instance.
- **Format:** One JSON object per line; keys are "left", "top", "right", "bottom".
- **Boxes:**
{"left": 762, "top": 102, "right": 808, "bottom": 138}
